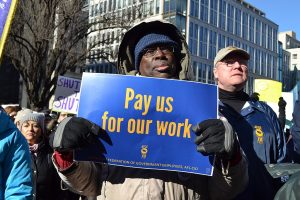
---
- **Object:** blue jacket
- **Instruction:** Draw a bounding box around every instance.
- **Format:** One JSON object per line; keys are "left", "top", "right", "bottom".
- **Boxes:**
{"left": 0, "top": 107, "right": 32, "bottom": 200}
{"left": 219, "top": 100, "right": 286, "bottom": 200}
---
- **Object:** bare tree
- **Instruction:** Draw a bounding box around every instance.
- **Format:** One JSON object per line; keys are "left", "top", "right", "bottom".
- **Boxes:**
{"left": 4, "top": 0, "right": 143, "bottom": 110}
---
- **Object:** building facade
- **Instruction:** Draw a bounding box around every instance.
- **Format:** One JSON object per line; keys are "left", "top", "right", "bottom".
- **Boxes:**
{"left": 187, "top": 0, "right": 279, "bottom": 93}
{"left": 87, "top": 0, "right": 282, "bottom": 93}
{"left": 278, "top": 31, "right": 300, "bottom": 50}
{"left": 278, "top": 31, "right": 300, "bottom": 91}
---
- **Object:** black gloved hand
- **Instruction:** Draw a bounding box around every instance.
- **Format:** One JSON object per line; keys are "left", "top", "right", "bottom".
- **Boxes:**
{"left": 193, "top": 118, "right": 239, "bottom": 160}
{"left": 50, "top": 117, "right": 106, "bottom": 152}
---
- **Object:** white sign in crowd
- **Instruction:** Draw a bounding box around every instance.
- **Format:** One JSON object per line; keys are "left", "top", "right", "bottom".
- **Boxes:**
{"left": 52, "top": 75, "right": 81, "bottom": 114}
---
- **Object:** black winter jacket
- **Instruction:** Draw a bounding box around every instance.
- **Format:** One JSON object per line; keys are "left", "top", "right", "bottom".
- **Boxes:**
{"left": 31, "top": 139, "right": 79, "bottom": 200}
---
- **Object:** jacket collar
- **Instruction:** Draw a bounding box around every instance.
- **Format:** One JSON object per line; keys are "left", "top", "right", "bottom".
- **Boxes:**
{"left": 219, "top": 100, "right": 266, "bottom": 117}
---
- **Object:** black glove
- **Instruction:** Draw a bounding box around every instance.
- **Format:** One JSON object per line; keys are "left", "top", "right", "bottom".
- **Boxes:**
{"left": 193, "top": 118, "right": 239, "bottom": 160}
{"left": 50, "top": 117, "right": 106, "bottom": 152}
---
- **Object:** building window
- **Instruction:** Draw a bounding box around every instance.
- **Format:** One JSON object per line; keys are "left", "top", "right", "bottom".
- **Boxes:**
{"left": 255, "top": 19, "right": 261, "bottom": 45}
{"left": 208, "top": 30, "right": 217, "bottom": 59}
{"left": 226, "top": 37, "right": 233, "bottom": 46}
{"left": 226, "top": 4, "right": 234, "bottom": 33}
{"left": 249, "top": 15, "right": 254, "bottom": 42}
{"left": 261, "top": 51, "right": 266, "bottom": 76}
{"left": 194, "top": 24, "right": 199, "bottom": 55}
{"left": 191, "top": 0, "right": 199, "bottom": 18}
{"left": 210, "top": 0, "right": 217, "bottom": 26}
{"left": 218, "top": 0, "right": 226, "bottom": 30}
{"left": 200, "top": 0, "right": 208, "bottom": 22}
{"left": 267, "top": 26, "right": 272, "bottom": 50}
{"left": 255, "top": 49, "right": 260, "bottom": 74}
{"left": 200, "top": 63, "right": 206, "bottom": 82}
{"left": 235, "top": 8, "right": 241, "bottom": 37}
{"left": 218, "top": 34, "right": 225, "bottom": 50}
{"left": 104, "top": 1, "right": 107, "bottom": 12}
{"left": 293, "top": 54, "right": 297, "bottom": 59}
{"left": 90, "top": 5, "right": 94, "bottom": 17}
{"left": 234, "top": 40, "right": 240, "bottom": 48}
{"left": 267, "top": 54, "right": 272, "bottom": 77}
{"left": 199, "top": 26, "right": 208, "bottom": 58}
{"left": 242, "top": 12, "right": 248, "bottom": 40}
{"left": 193, "top": 61, "right": 198, "bottom": 81}
{"left": 189, "top": 22, "right": 194, "bottom": 53}
{"left": 150, "top": 0, "right": 154, "bottom": 15}
{"left": 207, "top": 65, "right": 214, "bottom": 84}
{"left": 164, "top": 0, "right": 176, "bottom": 13}
{"left": 273, "top": 29, "right": 278, "bottom": 52}
{"left": 108, "top": 0, "right": 112, "bottom": 12}
{"left": 156, "top": 0, "right": 159, "bottom": 14}
{"left": 176, "top": 0, "right": 187, "bottom": 15}
{"left": 100, "top": 2, "right": 103, "bottom": 14}
{"left": 248, "top": 46, "right": 254, "bottom": 72}
{"left": 262, "top": 23, "right": 266, "bottom": 48}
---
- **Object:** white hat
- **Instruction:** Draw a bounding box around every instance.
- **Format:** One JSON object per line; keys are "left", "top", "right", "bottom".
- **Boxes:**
{"left": 16, "top": 109, "right": 45, "bottom": 133}
{"left": 214, "top": 46, "right": 250, "bottom": 67}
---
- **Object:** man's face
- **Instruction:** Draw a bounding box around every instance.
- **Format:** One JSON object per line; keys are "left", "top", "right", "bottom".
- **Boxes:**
{"left": 213, "top": 53, "right": 248, "bottom": 92}
{"left": 139, "top": 44, "right": 178, "bottom": 78}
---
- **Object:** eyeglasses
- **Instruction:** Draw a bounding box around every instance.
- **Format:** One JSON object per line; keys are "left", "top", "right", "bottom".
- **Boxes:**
{"left": 142, "top": 45, "right": 175, "bottom": 57}
{"left": 220, "top": 58, "right": 248, "bottom": 68}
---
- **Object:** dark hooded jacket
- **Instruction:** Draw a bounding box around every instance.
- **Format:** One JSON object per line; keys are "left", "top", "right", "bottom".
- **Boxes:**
{"left": 117, "top": 19, "right": 194, "bottom": 81}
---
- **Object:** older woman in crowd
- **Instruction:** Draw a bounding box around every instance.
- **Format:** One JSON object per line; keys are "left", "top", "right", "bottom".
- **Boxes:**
{"left": 17, "top": 109, "right": 79, "bottom": 200}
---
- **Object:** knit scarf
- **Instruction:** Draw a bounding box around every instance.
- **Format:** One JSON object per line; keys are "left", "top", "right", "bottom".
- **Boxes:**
{"left": 29, "top": 143, "right": 39, "bottom": 156}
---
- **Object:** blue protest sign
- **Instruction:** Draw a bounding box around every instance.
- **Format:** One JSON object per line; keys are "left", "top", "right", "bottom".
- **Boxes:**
{"left": 75, "top": 73, "right": 218, "bottom": 176}
{"left": 0, "top": 0, "right": 18, "bottom": 59}
{"left": 0, "top": 0, "right": 11, "bottom": 37}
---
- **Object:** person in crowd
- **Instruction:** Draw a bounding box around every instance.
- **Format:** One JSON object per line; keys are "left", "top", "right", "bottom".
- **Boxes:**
{"left": 278, "top": 97, "right": 287, "bottom": 130}
{"left": 213, "top": 46, "right": 287, "bottom": 199}
{"left": 249, "top": 92, "right": 260, "bottom": 102}
{"left": 57, "top": 112, "right": 72, "bottom": 123}
{"left": 265, "top": 96, "right": 300, "bottom": 199}
{"left": 4, "top": 104, "right": 21, "bottom": 121}
{"left": 50, "top": 20, "right": 248, "bottom": 200}
{"left": 40, "top": 109, "right": 57, "bottom": 137}
{"left": 0, "top": 106, "right": 32, "bottom": 199}
{"left": 48, "top": 111, "right": 74, "bottom": 141}
{"left": 17, "top": 109, "right": 80, "bottom": 200}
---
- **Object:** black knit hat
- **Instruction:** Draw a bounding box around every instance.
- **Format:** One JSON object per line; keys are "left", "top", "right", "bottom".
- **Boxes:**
{"left": 134, "top": 33, "right": 178, "bottom": 70}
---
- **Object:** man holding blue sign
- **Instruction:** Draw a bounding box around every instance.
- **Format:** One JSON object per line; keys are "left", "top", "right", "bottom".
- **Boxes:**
{"left": 50, "top": 20, "right": 247, "bottom": 199}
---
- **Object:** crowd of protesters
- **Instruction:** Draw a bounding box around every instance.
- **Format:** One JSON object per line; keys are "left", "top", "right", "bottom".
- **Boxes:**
{"left": 1, "top": 19, "right": 300, "bottom": 200}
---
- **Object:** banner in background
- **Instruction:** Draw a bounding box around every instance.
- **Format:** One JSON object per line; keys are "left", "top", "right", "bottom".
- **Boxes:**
{"left": 52, "top": 75, "right": 81, "bottom": 114}
{"left": 291, "top": 81, "right": 300, "bottom": 104}
{"left": 0, "top": 0, "right": 18, "bottom": 60}
{"left": 75, "top": 73, "right": 218, "bottom": 176}
{"left": 254, "top": 79, "right": 282, "bottom": 103}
